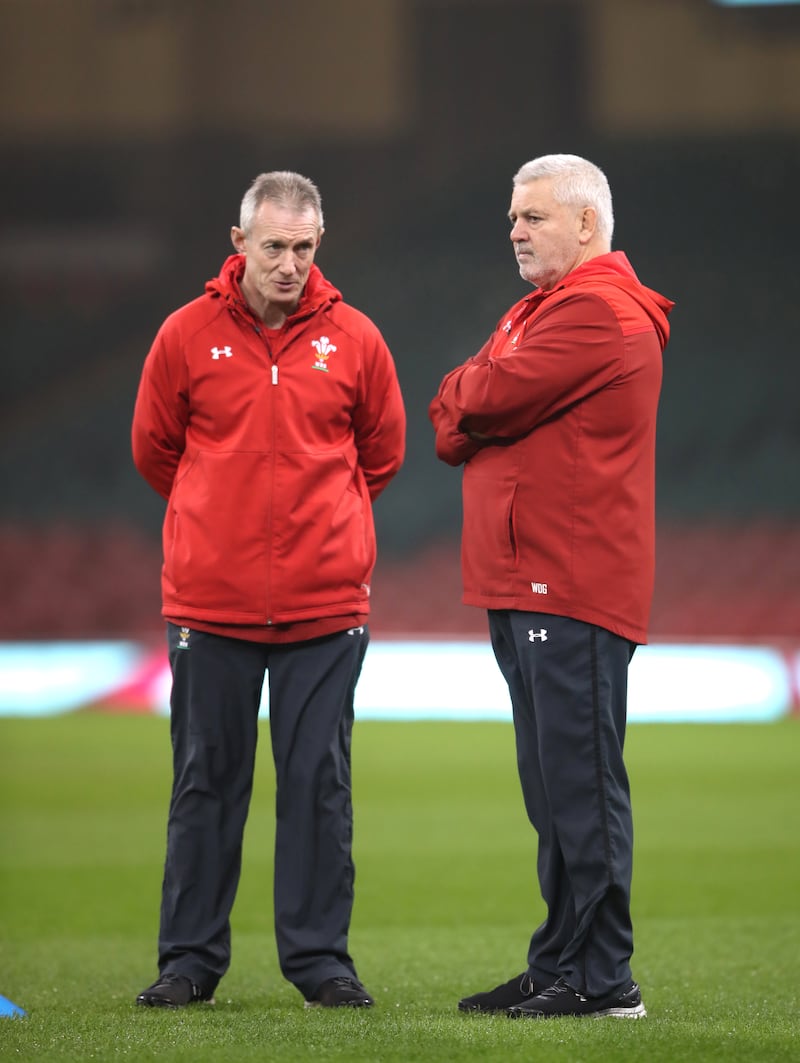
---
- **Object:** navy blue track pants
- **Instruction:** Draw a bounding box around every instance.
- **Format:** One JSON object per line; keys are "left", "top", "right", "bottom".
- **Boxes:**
{"left": 488, "top": 609, "right": 637, "bottom": 997}
{"left": 156, "top": 622, "right": 369, "bottom": 999}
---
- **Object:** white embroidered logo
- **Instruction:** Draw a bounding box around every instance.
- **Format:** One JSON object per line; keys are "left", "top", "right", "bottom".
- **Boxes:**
{"left": 528, "top": 628, "right": 548, "bottom": 642}
{"left": 531, "top": 582, "right": 548, "bottom": 595}
{"left": 311, "top": 336, "right": 337, "bottom": 372}
{"left": 211, "top": 345, "right": 233, "bottom": 359}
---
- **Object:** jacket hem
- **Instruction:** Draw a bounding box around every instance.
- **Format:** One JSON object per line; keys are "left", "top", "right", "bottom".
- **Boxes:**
{"left": 161, "top": 601, "right": 371, "bottom": 625}
{"left": 461, "top": 595, "right": 647, "bottom": 645}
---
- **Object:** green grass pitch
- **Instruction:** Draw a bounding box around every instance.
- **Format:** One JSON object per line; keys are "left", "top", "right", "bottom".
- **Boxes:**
{"left": 1, "top": 713, "right": 798, "bottom": 1061}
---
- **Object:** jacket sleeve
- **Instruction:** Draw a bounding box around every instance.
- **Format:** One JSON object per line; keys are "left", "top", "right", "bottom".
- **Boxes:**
{"left": 438, "top": 293, "right": 625, "bottom": 441}
{"left": 353, "top": 329, "right": 406, "bottom": 501}
{"left": 429, "top": 337, "right": 493, "bottom": 466}
{"left": 131, "top": 323, "right": 189, "bottom": 501}
{"left": 429, "top": 391, "right": 481, "bottom": 467}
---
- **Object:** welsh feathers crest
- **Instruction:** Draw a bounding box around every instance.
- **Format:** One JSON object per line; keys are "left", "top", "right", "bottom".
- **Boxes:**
{"left": 311, "top": 335, "right": 337, "bottom": 372}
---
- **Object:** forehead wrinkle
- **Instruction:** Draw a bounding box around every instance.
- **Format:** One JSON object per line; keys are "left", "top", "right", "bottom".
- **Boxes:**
{"left": 516, "top": 182, "right": 545, "bottom": 202}
{"left": 251, "top": 205, "right": 320, "bottom": 244}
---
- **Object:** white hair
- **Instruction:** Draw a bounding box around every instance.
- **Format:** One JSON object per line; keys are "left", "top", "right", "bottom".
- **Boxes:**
{"left": 513, "top": 154, "right": 614, "bottom": 242}
{"left": 239, "top": 171, "right": 324, "bottom": 234}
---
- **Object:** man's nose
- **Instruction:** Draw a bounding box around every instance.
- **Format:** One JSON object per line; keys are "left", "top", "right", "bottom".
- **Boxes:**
{"left": 278, "top": 250, "right": 297, "bottom": 272}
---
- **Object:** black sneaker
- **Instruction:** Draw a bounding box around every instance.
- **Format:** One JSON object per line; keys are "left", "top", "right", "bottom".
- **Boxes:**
{"left": 304, "top": 977, "right": 374, "bottom": 1008}
{"left": 135, "top": 973, "right": 215, "bottom": 1008}
{"left": 507, "top": 977, "right": 646, "bottom": 1019}
{"left": 458, "top": 971, "right": 538, "bottom": 1013}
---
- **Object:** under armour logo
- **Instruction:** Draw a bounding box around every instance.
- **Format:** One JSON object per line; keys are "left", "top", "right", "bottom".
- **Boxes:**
{"left": 528, "top": 628, "right": 548, "bottom": 642}
{"left": 347, "top": 626, "right": 365, "bottom": 636}
{"left": 211, "top": 345, "right": 233, "bottom": 359}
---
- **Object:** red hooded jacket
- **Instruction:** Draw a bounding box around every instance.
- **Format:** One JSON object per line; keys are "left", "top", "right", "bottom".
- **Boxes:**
{"left": 132, "top": 255, "right": 405, "bottom": 630}
{"left": 430, "top": 251, "right": 673, "bottom": 644}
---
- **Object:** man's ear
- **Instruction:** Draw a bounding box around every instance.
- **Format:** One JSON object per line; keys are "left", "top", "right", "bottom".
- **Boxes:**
{"left": 578, "top": 207, "right": 597, "bottom": 245}
{"left": 231, "top": 226, "right": 246, "bottom": 253}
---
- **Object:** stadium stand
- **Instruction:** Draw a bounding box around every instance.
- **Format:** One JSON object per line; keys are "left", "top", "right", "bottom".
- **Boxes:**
{"left": 0, "top": 520, "right": 798, "bottom": 642}
{"left": 0, "top": 104, "right": 797, "bottom": 647}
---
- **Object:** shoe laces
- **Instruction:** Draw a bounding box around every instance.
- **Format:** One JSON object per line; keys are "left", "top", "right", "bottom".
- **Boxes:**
{"left": 330, "top": 977, "right": 360, "bottom": 989}
{"left": 158, "top": 972, "right": 203, "bottom": 999}
{"left": 540, "top": 977, "right": 587, "bottom": 1002}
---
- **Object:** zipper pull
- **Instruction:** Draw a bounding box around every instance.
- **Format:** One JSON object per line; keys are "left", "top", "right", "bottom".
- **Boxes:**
{"left": 272, "top": 364, "right": 278, "bottom": 385}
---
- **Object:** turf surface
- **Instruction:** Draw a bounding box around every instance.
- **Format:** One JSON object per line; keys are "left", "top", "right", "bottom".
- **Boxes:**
{"left": 1, "top": 714, "right": 798, "bottom": 1061}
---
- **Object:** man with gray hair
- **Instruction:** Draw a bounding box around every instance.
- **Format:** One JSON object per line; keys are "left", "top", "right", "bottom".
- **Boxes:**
{"left": 430, "top": 154, "right": 673, "bottom": 1019}
{"left": 133, "top": 170, "right": 405, "bottom": 1010}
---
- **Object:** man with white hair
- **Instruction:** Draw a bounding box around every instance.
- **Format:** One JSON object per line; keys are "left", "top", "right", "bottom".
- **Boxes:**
{"left": 431, "top": 154, "right": 674, "bottom": 1019}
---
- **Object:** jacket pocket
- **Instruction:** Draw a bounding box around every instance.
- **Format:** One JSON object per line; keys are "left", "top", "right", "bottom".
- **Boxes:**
{"left": 164, "top": 451, "right": 270, "bottom": 617}
{"left": 462, "top": 474, "right": 519, "bottom": 593}
{"left": 270, "top": 449, "right": 375, "bottom": 613}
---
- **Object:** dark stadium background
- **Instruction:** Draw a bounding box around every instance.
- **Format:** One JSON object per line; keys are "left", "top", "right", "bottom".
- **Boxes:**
{"left": 0, "top": 0, "right": 798, "bottom": 647}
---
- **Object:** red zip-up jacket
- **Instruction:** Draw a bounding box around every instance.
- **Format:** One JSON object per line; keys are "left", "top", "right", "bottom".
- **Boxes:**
{"left": 132, "top": 254, "right": 405, "bottom": 629}
{"left": 430, "top": 251, "right": 673, "bottom": 644}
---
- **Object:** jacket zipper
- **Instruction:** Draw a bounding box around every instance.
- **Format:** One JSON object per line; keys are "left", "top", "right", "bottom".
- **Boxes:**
{"left": 254, "top": 323, "right": 278, "bottom": 624}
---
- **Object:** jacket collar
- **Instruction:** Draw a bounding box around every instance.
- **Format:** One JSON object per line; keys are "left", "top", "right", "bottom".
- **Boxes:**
{"left": 205, "top": 254, "right": 343, "bottom": 327}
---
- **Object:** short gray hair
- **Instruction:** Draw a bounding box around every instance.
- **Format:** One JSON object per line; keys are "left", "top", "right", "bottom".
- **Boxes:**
{"left": 513, "top": 154, "right": 614, "bottom": 243}
{"left": 239, "top": 171, "right": 324, "bottom": 234}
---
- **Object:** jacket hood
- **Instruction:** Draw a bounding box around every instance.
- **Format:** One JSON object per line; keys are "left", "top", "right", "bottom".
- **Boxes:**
{"left": 564, "top": 251, "right": 674, "bottom": 348}
{"left": 205, "top": 254, "right": 343, "bottom": 324}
